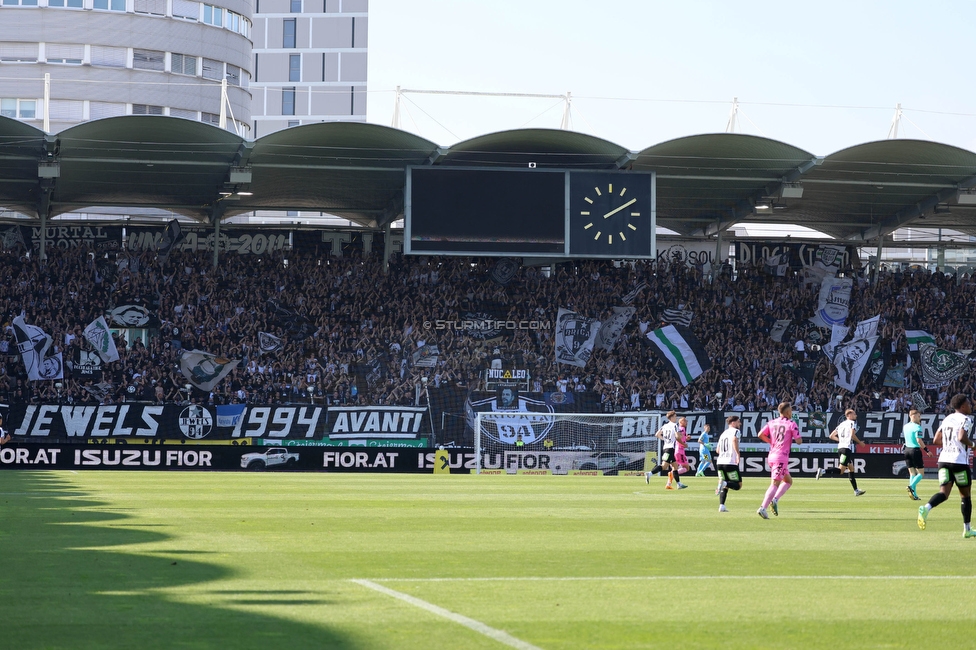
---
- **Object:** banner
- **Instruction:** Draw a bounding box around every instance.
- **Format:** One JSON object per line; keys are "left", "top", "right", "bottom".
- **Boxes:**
{"left": 267, "top": 299, "right": 314, "bottom": 340}
{"left": 832, "top": 336, "right": 878, "bottom": 391}
{"left": 12, "top": 315, "right": 63, "bottom": 381}
{"left": 732, "top": 242, "right": 858, "bottom": 274}
{"left": 324, "top": 406, "right": 430, "bottom": 446}
{"left": 8, "top": 403, "right": 327, "bottom": 441}
{"left": 554, "top": 308, "right": 601, "bottom": 368}
{"left": 647, "top": 324, "right": 712, "bottom": 386}
{"left": 127, "top": 227, "right": 288, "bottom": 255}
{"left": 621, "top": 281, "right": 648, "bottom": 305}
{"left": 179, "top": 349, "right": 240, "bottom": 391}
{"left": 70, "top": 348, "right": 103, "bottom": 379}
{"left": 811, "top": 276, "right": 853, "bottom": 328}
{"left": 919, "top": 343, "right": 970, "bottom": 389}
{"left": 770, "top": 319, "right": 792, "bottom": 343}
{"left": 0, "top": 225, "right": 122, "bottom": 253}
{"left": 822, "top": 324, "right": 849, "bottom": 361}
{"left": 83, "top": 316, "right": 120, "bottom": 362}
{"left": 107, "top": 304, "right": 162, "bottom": 329}
{"left": 595, "top": 306, "right": 635, "bottom": 351}
{"left": 853, "top": 315, "right": 880, "bottom": 340}
{"left": 764, "top": 253, "right": 789, "bottom": 276}
{"left": 906, "top": 330, "right": 936, "bottom": 356}
{"left": 156, "top": 219, "right": 185, "bottom": 262}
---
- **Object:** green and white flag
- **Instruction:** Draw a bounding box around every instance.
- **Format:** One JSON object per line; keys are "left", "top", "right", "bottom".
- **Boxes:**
{"left": 179, "top": 349, "right": 240, "bottom": 391}
{"left": 83, "top": 316, "right": 119, "bottom": 362}
{"left": 647, "top": 325, "right": 712, "bottom": 386}
{"left": 905, "top": 330, "right": 935, "bottom": 356}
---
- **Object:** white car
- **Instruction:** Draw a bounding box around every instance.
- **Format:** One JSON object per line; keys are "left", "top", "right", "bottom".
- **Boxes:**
{"left": 241, "top": 447, "right": 299, "bottom": 470}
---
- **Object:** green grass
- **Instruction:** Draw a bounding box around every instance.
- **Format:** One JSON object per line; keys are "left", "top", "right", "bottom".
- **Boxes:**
{"left": 2, "top": 471, "right": 976, "bottom": 649}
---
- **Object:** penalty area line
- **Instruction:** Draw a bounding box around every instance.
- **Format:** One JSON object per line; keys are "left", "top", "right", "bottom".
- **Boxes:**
{"left": 371, "top": 575, "right": 976, "bottom": 583}
{"left": 349, "top": 578, "right": 542, "bottom": 650}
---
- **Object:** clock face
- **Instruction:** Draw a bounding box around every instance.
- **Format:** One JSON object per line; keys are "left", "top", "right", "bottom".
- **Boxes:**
{"left": 569, "top": 172, "right": 652, "bottom": 257}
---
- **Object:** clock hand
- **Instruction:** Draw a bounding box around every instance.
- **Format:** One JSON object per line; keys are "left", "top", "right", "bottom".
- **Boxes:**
{"left": 603, "top": 198, "right": 637, "bottom": 219}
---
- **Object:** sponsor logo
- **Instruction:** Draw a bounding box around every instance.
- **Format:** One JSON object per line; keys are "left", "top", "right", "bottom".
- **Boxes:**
{"left": 72, "top": 449, "right": 212, "bottom": 467}
{"left": 0, "top": 447, "right": 61, "bottom": 465}
{"left": 326, "top": 407, "right": 425, "bottom": 439}
{"left": 323, "top": 451, "right": 400, "bottom": 469}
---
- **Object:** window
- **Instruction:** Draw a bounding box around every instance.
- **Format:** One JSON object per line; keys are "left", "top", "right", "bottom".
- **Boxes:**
{"left": 289, "top": 54, "right": 300, "bottom": 82}
{"left": 2, "top": 99, "right": 37, "bottom": 119}
{"left": 282, "top": 87, "right": 295, "bottom": 116}
{"left": 226, "top": 11, "right": 239, "bottom": 33}
{"left": 171, "top": 53, "right": 197, "bottom": 76}
{"left": 169, "top": 108, "right": 197, "bottom": 120}
{"left": 93, "top": 0, "right": 126, "bottom": 11}
{"left": 2, "top": 0, "right": 39, "bottom": 5}
{"left": 225, "top": 64, "right": 241, "bottom": 87}
{"left": 48, "top": 0, "right": 84, "bottom": 7}
{"left": 201, "top": 112, "right": 220, "bottom": 126}
{"left": 201, "top": 58, "right": 222, "bottom": 80}
{"left": 283, "top": 19, "right": 296, "bottom": 48}
{"left": 203, "top": 4, "right": 223, "bottom": 26}
{"left": 290, "top": 0, "right": 300, "bottom": 11}
{"left": 132, "top": 49, "right": 165, "bottom": 71}
{"left": 132, "top": 104, "right": 164, "bottom": 115}
{"left": 90, "top": 45, "right": 126, "bottom": 68}
{"left": 172, "top": 0, "right": 198, "bottom": 19}
{"left": 134, "top": 0, "right": 166, "bottom": 15}
{"left": 0, "top": 42, "right": 39, "bottom": 62}
{"left": 46, "top": 44, "right": 85, "bottom": 65}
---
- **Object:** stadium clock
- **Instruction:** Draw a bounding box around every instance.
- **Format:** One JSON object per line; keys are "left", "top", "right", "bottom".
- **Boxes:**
{"left": 569, "top": 172, "right": 653, "bottom": 257}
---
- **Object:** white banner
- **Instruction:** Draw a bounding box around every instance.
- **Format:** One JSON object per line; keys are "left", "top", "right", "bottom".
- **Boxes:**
{"left": 554, "top": 308, "right": 601, "bottom": 368}
{"left": 811, "top": 276, "right": 852, "bottom": 328}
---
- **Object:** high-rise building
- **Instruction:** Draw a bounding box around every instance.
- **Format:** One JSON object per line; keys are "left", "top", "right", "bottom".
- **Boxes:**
{"left": 0, "top": 0, "right": 254, "bottom": 134}
{"left": 250, "top": 0, "right": 367, "bottom": 138}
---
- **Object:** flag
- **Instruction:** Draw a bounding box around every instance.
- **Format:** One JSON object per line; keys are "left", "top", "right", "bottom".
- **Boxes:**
{"left": 662, "top": 308, "right": 694, "bottom": 328}
{"left": 647, "top": 324, "right": 712, "bottom": 386}
{"left": 621, "top": 282, "right": 648, "bottom": 305}
{"left": 554, "top": 308, "right": 601, "bottom": 368}
{"left": 918, "top": 343, "right": 969, "bottom": 389}
{"left": 822, "top": 324, "right": 850, "bottom": 361}
{"left": 811, "top": 276, "right": 852, "bottom": 328}
{"left": 0, "top": 225, "right": 26, "bottom": 251}
{"left": 911, "top": 391, "right": 929, "bottom": 412}
{"left": 595, "top": 306, "right": 635, "bottom": 351}
{"left": 157, "top": 219, "right": 185, "bottom": 262}
{"left": 179, "top": 349, "right": 240, "bottom": 391}
{"left": 107, "top": 304, "right": 161, "bottom": 328}
{"left": 82, "top": 381, "right": 115, "bottom": 401}
{"left": 268, "top": 299, "right": 314, "bottom": 340}
{"left": 83, "top": 316, "right": 120, "bottom": 362}
{"left": 785, "top": 361, "right": 817, "bottom": 393}
{"left": 489, "top": 257, "right": 519, "bottom": 285}
{"left": 853, "top": 315, "right": 880, "bottom": 340}
{"left": 764, "top": 253, "right": 789, "bottom": 276}
{"left": 906, "top": 330, "right": 936, "bottom": 357}
{"left": 866, "top": 338, "right": 891, "bottom": 388}
{"left": 13, "top": 315, "right": 64, "bottom": 381}
{"left": 412, "top": 345, "right": 440, "bottom": 368}
{"left": 832, "top": 336, "right": 878, "bottom": 392}
{"left": 257, "top": 331, "right": 284, "bottom": 356}
{"left": 770, "top": 319, "right": 792, "bottom": 343}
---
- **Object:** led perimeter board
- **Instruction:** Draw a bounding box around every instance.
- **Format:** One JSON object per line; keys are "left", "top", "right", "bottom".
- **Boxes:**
{"left": 404, "top": 167, "right": 655, "bottom": 258}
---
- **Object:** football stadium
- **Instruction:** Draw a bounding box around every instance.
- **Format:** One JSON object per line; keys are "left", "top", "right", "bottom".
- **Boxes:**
{"left": 3, "top": 2, "right": 976, "bottom": 648}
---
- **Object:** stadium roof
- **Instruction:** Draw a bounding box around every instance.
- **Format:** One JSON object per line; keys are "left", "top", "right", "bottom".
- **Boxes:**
{"left": 2, "top": 115, "right": 976, "bottom": 241}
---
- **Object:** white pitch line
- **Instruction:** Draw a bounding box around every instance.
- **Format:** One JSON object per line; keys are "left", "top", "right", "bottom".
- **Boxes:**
{"left": 350, "top": 578, "right": 542, "bottom": 650}
{"left": 371, "top": 575, "right": 976, "bottom": 583}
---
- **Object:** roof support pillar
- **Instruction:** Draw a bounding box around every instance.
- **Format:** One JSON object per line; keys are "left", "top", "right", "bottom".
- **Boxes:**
{"left": 211, "top": 203, "right": 226, "bottom": 269}
{"left": 383, "top": 221, "right": 392, "bottom": 274}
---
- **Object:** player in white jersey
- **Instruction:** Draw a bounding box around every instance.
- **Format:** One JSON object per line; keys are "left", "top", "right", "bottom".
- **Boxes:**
{"left": 815, "top": 409, "right": 866, "bottom": 496}
{"left": 715, "top": 415, "right": 743, "bottom": 512}
{"left": 917, "top": 394, "right": 976, "bottom": 537}
{"left": 644, "top": 411, "right": 687, "bottom": 489}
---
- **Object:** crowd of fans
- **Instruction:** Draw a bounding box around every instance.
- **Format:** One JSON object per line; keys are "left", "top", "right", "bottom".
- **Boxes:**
{"left": 0, "top": 242, "right": 973, "bottom": 417}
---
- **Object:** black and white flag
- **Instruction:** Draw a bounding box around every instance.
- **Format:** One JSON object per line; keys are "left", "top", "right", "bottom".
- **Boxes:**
{"left": 832, "top": 336, "right": 878, "bottom": 392}
{"left": 764, "top": 253, "right": 789, "bottom": 277}
{"left": 919, "top": 343, "right": 969, "bottom": 389}
{"left": 811, "top": 276, "right": 852, "bottom": 329}
{"left": 911, "top": 391, "right": 929, "bottom": 413}
{"left": 555, "top": 308, "right": 601, "bottom": 368}
{"left": 596, "top": 306, "right": 635, "bottom": 351}
{"left": 157, "top": 219, "right": 185, "bottom": 263}
{"left": 770, "top": 319, "right": 793, "bottom": 343}
{"left": 268, "top": 299, "right": 314, "bottom": 340}
{"left": 489, "top": 258, "right": 520, "bottom": 285}
{"left": 13, "top": 315, "right": 64, "bottom": 381}
{"left": 258, "top": 331, "right": 284, "bottom": 356}
{"left": 179, "top": 349, "right": 240, "bottom": 391}
{"left": 621, "top": 282, "right": 648, "bottom": 305}
{"left": 662, "top": 308, "right": 694, "bottom": 328}
{"left": 853, "top": 315, "right": 880, "bottom": 340}
{"left": 108, "top": 304, "right": 162, "bottom": 328}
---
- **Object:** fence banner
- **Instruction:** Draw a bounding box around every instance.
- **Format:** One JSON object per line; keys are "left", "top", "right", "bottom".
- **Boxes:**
{"left": 7, "top": 403, "right": 327, "bottom": 442}
{"left": 0, "top": 224, "right": 123, "bottom": 252}
{"left": 0, "top": 443, "right": 452, "bottom": 473}
{"left": 323, "top": 406, "right": 431, "bottom": 445}
{"left": 126, "top": 227, "right": 288, "bottom": 255}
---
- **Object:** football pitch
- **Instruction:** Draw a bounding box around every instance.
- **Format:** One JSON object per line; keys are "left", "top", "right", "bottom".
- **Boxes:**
{"left": 3, "top": 471, "right": 976, "bottom": 650}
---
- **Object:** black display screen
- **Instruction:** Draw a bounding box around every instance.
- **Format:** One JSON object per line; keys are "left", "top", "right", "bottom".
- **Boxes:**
{"left": 407, "top": 168, "right": 566, "bottom": 254}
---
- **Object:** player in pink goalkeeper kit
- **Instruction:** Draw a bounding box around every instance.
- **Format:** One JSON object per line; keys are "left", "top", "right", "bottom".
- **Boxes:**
{"left": 757, "top": 402, "right": 802, "bottom": 519}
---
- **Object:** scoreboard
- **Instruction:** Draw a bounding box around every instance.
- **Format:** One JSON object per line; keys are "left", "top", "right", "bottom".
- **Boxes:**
{"left": 404, "top": 167, "right": 655, "bottom": 258}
